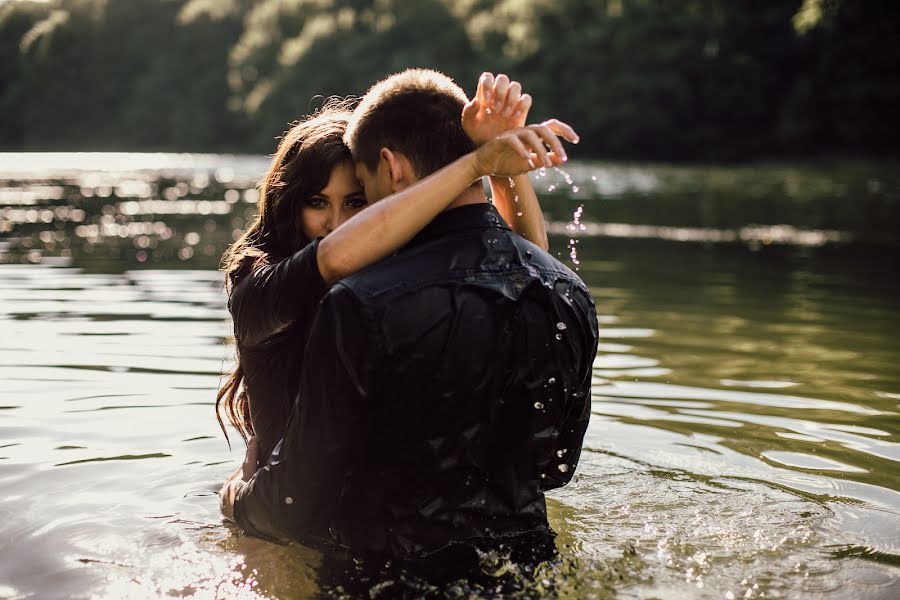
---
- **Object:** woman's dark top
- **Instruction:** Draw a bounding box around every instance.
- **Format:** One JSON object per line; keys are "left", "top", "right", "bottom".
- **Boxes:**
{"left": 228, "top": 239, "right": 327, "bottom": 462}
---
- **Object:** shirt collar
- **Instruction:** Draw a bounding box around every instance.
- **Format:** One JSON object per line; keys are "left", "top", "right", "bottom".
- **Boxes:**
{"left": 408, "top": 203, "right": 511, "bottom": 248}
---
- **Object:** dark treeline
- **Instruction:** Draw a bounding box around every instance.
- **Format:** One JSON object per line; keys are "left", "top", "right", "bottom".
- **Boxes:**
{"left": 1, "top": 0, "right": 898, "bottom": 160}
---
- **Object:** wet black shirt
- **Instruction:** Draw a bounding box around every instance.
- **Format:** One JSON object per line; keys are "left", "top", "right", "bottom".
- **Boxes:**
{"left": 228, "top": 239, "right": 327, "bottom": 462}
{"left": 234, "top": 203, "right": 599, "bottom": 558}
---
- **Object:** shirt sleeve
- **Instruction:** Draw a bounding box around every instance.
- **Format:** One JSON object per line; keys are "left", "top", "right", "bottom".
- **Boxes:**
{"left": 228, "top": 239, "right": 328, "bottom": 348}
{"left": 233, "top": 283, "right": 376, "bottom": 542}
{"left": 541, "top": 287, "right": 599, "bottom": 491}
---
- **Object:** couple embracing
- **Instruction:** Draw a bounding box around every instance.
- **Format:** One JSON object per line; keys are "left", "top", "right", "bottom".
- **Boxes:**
{"left": 217, "top": 69, "right": 598, "bottom": 569}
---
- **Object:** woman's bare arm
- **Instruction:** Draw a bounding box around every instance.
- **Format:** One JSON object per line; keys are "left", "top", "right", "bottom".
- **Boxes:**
{"left": 489, "top": 174, "right": 549, "bottom": 251}
{"left": 317, "top": 122, "right": 577, "bottom": 284}
{"left": 464, "top": 73, "right": 576, "bottom": 252}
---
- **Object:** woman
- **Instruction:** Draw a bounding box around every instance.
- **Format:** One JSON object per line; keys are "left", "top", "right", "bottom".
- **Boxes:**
{"left": 217, "top": 73, "right": 576, "bottom": 465}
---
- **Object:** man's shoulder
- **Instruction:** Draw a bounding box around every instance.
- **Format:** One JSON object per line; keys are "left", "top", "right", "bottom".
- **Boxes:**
{"left": 333, "top": 229, "right": 590, "bottom": 305}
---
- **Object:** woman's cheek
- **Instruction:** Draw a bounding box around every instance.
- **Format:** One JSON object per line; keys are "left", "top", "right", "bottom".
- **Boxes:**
{"left": 300, "top": 208, "right": 324, "bottom": 239}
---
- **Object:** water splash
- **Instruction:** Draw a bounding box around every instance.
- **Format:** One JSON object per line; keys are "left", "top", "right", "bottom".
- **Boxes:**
{"left": 565, "top": 204, "right": 585, "bottom": 270}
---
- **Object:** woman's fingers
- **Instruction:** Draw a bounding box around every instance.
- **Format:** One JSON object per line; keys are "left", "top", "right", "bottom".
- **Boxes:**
{"left": 520, "top": 128, "right": 552, "bottom": 168}
{"left": 478, "top": 72, "right": 495, "bottom": 105}
{"left": 480, "top": 120, "right": 576, "bottom": 176}
{"left": 492, "top": 74, "right": 510, "bottom": 112}
{"left": 503, "top": 81, "right": 522, "bottom": 117}
{"left": 504, "top": 134, "right": 533, "bottom": 165}
{"left": 542, "top": 118, "right": 580, "bottom": 144}
{"left": 462, "top": 98, "right": 479, "bottom": 122}
{"left": 515, "top": 93, "right": 532, "bottom": 119}
{"left": 531, "top": 124, "right": 568, "bottom": 162}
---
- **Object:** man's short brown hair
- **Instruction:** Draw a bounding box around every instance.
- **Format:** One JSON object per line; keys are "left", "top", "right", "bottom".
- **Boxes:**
{"left": 345, "top": 69, "right": 477, "bottom": 178}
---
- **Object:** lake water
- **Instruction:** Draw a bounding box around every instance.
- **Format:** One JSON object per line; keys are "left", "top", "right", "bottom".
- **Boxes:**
{"left": 1, "top": 154, "right": 898, "bottom": 599}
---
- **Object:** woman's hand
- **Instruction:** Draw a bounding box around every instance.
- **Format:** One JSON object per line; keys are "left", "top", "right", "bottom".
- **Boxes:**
{"left": 472, "top": 120, "right": 579, "bottom": 178}
{"left": 463, "top": 73, "right": 532, "bottom": 146}
{"left": 242, "top": 436, "right": 259, "bottom": 480}
{"left": 219, "top": 436, "right": 259, "bottom": 521}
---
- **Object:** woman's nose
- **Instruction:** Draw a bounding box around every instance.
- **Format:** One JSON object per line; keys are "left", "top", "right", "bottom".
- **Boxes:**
{"left": 324, "top": 208, "right": 340, "bottom": 234}
{"left": 333, "top": 208, "right": 353, "bottom": 230}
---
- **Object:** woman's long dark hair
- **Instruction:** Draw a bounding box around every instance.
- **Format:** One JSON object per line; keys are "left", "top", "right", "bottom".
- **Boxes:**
{"left": 217, "top": 102, "right": 354, "bottom": 446}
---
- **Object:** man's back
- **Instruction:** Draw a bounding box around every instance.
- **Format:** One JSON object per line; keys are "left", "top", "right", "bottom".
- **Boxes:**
{"left": 234, "top": 204, "right": 598, "bottom": 558}
{"left": 331, "top": 204, "right": 597, "bottom": 556}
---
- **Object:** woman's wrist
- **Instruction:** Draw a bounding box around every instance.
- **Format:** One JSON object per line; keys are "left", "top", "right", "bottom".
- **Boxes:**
{"left": 466, "top": 150, "right": 487, "bottom": 182}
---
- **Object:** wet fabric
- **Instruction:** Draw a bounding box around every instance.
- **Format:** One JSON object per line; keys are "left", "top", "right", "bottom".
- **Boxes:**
{"left": 234, "top": 203, "right": 599, "bottom": 558}
{"left": 227, "top": 238, "right": 327, "bottom": 462}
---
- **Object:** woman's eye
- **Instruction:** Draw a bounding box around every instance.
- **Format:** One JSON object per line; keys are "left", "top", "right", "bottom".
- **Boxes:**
{"left": 346, "top": 196, "right": 368, "bottom": 209}
{"left": 306, "top": 197, "right": 327, "bottom": 209}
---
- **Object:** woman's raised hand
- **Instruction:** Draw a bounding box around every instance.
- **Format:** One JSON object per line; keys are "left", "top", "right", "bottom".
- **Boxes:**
{"left": 463, "top": 73, "right": 532, "bottom": 146}
{"left": 472, "top": 120, "right": 579, "bottom": 178}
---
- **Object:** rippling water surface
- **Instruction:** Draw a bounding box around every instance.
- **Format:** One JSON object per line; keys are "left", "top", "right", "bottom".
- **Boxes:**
{"left": 1, "top": 154, "right": 898, "bottom": 599}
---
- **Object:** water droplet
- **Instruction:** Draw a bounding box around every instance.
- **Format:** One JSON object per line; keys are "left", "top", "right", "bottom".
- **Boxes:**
{"left": 534, "top": 401, "right": 544, "bottom": 410}
{"left": 516, "top": 211, "right": 523, "bottom": 217}
{"left": 508, "top": 177, "right": 516, "bottom": 188}
{"left": 572, "top": 186, "right": 579, "bottom": 193}
{"left": 556, "top": 448, "right": 567, "bottom": 457}
{"left": 284, "top": 496, "right": 294, "bottom": 505}
{"left": 555, "top": 333, "right": 563, "bottom": 340}
{"left": 557, "top": 464, "right": 569, "bottom": 473}
{"left": 556, "top": 322, "right": 567, "bottom": 330}
{"left": 548, "top": 377, "right": 556, "bottom": 384}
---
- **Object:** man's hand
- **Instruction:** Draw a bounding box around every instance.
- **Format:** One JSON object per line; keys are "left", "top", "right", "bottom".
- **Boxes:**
{"left": 463, "top": 73, "right": 532, "bottom": 146}
{"left": 472, "top": 120, "right": 579, "bottom": 178}
{"left": 219, "top": 436, "right": 258, "bottom": 522}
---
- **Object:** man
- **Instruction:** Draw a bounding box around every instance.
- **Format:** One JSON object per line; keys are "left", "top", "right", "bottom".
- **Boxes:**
{"left": 222, "top": 69, "right": 598, "bottom": 560}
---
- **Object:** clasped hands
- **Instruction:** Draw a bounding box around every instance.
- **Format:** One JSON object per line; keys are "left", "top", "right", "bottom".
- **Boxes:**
{"left": 464, "top": 72, "right": 579, "bottom": 179}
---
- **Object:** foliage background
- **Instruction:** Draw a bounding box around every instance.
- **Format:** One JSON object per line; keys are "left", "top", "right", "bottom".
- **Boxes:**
{"left": 1, "top": 0, "right": 898, "bottom": 160}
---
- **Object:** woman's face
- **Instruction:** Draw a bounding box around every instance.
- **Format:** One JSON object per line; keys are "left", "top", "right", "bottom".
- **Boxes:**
{"left": 300, "top": 161, "right": 368, "bottom": 240}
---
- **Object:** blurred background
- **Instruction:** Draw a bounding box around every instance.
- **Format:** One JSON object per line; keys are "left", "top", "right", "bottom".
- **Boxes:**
{"left": 1, "top": 0, "right": 899, "bottom": 159}
{"left": 1, "top": 1, "right": 900, "bottom": 599}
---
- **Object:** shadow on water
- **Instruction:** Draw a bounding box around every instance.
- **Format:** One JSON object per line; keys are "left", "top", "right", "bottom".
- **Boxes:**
{"left": 1, "top": 154, "right": 899, "bottom": 598}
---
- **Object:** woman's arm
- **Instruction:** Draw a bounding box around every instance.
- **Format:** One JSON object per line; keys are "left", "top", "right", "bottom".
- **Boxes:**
{"left": 317, "top": 121, "right": 577, "bottom": 284}
{"left": 229, "top": 240, "right": 327, "bottom": 348}
{"left": 489, "top": 174, "right": 548, "bottom": 251}
{"left": 463, "top": 73, "right": 575, "bottom": 252}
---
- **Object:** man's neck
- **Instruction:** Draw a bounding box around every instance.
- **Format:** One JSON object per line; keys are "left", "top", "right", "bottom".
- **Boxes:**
{"left": 445, "top": 185, "right": 487, "bottom": 211}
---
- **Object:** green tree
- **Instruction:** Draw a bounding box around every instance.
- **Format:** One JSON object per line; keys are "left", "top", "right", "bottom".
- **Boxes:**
{"left": 0, "top": 0, "right": 52, "bottom": 149}
{"left": 229, "top": 0, "right": 480, "bottom": 149}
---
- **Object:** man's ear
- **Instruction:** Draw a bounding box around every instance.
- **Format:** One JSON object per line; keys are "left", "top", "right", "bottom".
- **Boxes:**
{"left": 379, "top": 147, "right": 412, "bottom": 193}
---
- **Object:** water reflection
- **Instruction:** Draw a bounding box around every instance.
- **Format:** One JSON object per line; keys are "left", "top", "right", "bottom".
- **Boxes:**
{"left": 1, "top": 155, "right": 899, "bottom": 598}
